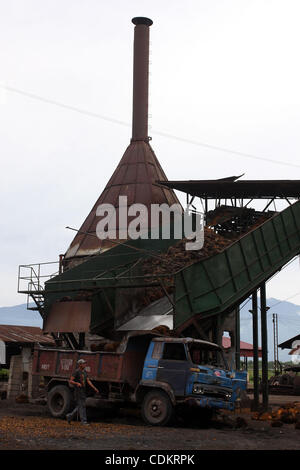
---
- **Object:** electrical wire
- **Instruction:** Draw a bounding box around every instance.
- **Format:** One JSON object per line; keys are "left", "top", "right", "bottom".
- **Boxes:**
{"left": 239, "top": 256, "right": 300, "bottom": 313}
{"left": 152, "top": 130, "right": 300, "bottom": 170}
{"left": 1, "top": 84, "right": 129, "bottom": 127}
{"left": 268, "top": 291, "right": 300, "bottom": 309}
{"left": 2, "top": 83, "right": 300, "bottom": 170}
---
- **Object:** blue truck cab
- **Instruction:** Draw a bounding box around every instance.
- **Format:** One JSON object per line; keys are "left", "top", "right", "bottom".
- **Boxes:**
{"left": 137, "top": 336, "right": 247, "bottom": 425}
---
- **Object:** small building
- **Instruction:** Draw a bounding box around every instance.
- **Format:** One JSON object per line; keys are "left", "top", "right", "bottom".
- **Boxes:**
{"left": 0, "top": 325, "right": 55, "bottom": 399}
{"left": 222, "top": 336, "right": 262, "bottom": 369}
{"left": 279, "top": 334, "right": 300, "bottom": 359}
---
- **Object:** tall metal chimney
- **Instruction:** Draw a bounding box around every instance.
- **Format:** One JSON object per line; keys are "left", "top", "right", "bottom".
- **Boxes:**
{"left": 64, "top": 16, "right": 181, "bottom": 268}
{"left": 131, "top": 17, "right": 153, "bottom": 142}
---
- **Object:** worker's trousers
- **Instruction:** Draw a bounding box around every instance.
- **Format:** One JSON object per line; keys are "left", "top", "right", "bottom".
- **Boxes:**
{"left": 68, "top": 393, "right": 87, "bottom": 424}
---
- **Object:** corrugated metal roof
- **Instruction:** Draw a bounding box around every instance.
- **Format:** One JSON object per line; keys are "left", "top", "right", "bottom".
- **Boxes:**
{"left": 158, "top": 178, "right": 300, "bottom": 199}
{"left": 278, "top": 334, "right": 300, "bottom": 349}
{"left": 0, "top": 325, "right": 55, "bottom": 345}
{"left": 222, "top": 336, "right": 262, "bottom": 357}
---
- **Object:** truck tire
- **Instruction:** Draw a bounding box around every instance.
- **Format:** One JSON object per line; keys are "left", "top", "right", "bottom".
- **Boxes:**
{"left": 141, "top": 390, "right": 173, "bottom": 426}
{"left": 48, "top": 385, "right": 73, "bottom": 418}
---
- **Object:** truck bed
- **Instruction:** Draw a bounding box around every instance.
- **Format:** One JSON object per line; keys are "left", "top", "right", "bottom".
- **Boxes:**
{"left": 33, "top": 348, "right": 124, "bottom": 383}
{"left": 33, "top": 333, "right": 152, "bottom": 387}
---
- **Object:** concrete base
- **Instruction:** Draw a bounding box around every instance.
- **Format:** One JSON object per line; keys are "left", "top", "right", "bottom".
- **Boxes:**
{"left": 7, "top": 355, "right": 40, "bottom": 399}
{"left": 7, "top": 355, "right": 23, "bottom": 399}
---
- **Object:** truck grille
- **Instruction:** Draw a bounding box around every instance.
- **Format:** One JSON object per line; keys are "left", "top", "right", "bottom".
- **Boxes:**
{"left": 193, "top": 384, "right": 232, "bottom": 400}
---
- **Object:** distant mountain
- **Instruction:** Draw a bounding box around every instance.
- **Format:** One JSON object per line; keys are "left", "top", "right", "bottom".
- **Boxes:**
{"left": 240, "top": 297, "right": 300, "bottom": 362}
{"left": 0, "top": 299, "right": 299, "bottom": 361}
{"left": 0, "top": 303, "right": 42, "bottom": 327}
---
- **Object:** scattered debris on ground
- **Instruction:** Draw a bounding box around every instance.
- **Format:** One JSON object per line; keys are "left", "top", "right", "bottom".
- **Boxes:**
{"left": 251, "top": 402, "right": 300, "bottom": 429}
{"left": 0, "top": 399, "right": 300, "bottom": 450}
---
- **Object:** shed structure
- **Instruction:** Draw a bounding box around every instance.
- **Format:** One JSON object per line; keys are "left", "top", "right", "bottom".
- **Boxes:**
{"left": 0, "top": 325, "right": 55, "bottom": 399}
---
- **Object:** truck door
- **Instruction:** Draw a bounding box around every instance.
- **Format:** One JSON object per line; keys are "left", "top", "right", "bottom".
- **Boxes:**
{"left": 156, "top": 342, "right": 189, "bottom": 396}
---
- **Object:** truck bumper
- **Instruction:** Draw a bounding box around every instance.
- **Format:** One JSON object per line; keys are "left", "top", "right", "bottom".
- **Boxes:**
{"left": 184, "top": 397, "right": 235, "bottom": 411}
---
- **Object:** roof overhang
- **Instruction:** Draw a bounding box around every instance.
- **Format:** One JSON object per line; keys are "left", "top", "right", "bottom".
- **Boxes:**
{"left": 278, "top": 334, "right": 300, "bottom": 349}
{"left": 157, "top": 178, "right": 300, "bottom": 200}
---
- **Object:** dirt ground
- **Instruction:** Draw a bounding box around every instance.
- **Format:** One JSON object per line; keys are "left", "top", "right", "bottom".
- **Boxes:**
{"left": 0, "top": 396, "right": 299, "bottom": 451}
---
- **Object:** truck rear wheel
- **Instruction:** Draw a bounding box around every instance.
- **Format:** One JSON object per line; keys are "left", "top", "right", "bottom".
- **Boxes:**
{"left": 141, "top": 390, "right": 173, "bottom": 426}
{"left": 48, "top": 385, "right": 73, "bottom": 418}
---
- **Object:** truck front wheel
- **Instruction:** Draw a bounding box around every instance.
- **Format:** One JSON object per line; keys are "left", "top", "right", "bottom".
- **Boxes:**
{"left": 48, "top": 385, "right": 73, "bottom": 418}
{"left": 141, "top": 390, "right": 173, "bottom": 426}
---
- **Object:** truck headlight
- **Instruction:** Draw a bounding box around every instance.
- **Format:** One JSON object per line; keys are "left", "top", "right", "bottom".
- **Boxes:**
{"left": 193, "top": 384, "right": 204, "bottom": 394}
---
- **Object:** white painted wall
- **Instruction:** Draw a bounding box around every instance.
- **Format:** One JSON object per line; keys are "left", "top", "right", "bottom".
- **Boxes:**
{"left": 0, "top": 340, "right": 6, "bottom": 365}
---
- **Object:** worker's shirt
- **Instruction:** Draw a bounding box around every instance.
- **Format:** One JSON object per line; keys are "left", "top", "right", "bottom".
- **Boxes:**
{"left": 73, "top": 369, "right": 88, "bottom": 398}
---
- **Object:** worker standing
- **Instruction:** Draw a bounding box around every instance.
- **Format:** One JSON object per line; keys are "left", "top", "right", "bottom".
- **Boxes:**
{"left": 66, "top": 359, "right": 99, "bottom": 425}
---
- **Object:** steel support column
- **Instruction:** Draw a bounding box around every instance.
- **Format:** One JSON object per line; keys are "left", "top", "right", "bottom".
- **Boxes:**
{"left": 212, "top": 314, "right": 221, "bottom": 345}
{"left": 235, "top": 306, "right": 240, "bottom": 370}
{"left": 251, "top": 291, "right": 259, "bottom": 410}
{"left": 260, "top": 283, "right": 269, "bottom": 410}
{"left": 79, "top": 333, "right": 85, "bottom": 350}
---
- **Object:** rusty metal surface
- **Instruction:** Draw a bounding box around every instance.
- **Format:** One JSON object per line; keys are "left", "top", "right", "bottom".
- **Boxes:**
{"left": 33, "top": 332, "right": 161, "bottom": 383}
{"left": 64, "top": 16, "right": 180, "bottom": 267}
{"left": 101, "top": 354, "right": 123, "bottom": 381}
{"left": 43, "top": 301, "right": 91, "bottom": 333}
{"left": 64, "top": 141, "right": 181, "bottom": 263}
{"left": 33, "top": 348, "right": 124, "bottom": 383}
{"left": 131, "top": 17, "right": 152, "bottom": 141}
{"left": 0, "top": 325, "right": 54, "bottom": 345}
{"left": 121, "top": 350, "right": 146, "bottom": 388}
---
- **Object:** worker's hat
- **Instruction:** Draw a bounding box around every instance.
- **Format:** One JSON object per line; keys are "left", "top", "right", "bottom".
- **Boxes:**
{"left": 77, "top": 359, "right": 87, "bottom": 365}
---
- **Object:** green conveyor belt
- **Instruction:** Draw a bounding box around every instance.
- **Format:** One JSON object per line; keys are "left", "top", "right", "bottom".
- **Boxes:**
{"left": 174, "top": 200, "right": 300, "bottom": 330}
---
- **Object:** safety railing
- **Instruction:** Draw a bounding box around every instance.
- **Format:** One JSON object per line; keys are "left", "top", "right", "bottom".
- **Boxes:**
{"left": 18, "top": 261, "right": 60, "bottom": 311}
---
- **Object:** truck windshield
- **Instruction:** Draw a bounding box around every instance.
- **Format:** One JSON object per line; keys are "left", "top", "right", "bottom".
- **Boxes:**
{"left": 188, "top": 343, "right": 228, "bottom": 370}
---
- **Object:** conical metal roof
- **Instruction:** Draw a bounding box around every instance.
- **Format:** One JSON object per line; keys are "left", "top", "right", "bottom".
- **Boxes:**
{"left": 64, "top": 140, "right": 181, "bottom": 264}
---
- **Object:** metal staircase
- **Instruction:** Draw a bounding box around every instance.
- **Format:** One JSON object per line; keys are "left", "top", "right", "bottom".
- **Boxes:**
{"left": 18, "top": 261, "right": 60, "bottom": 319}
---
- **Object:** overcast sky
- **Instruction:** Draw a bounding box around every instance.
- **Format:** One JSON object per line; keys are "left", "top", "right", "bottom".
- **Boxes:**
{"left": 1, "top": 0, "right": 300, "bottom": 309}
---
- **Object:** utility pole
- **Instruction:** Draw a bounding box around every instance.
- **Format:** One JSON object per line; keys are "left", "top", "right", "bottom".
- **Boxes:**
{"left": 249, "top": 291, "right": 259, "bottom": 410}
{"left": 235, "top": 306, "right": 240, "bottom": 370}
{"left": 273, "top": 313, "right": 279, "bottom": 374}
{"left": 260, "top": 283, "right": 269, "bottom": 411}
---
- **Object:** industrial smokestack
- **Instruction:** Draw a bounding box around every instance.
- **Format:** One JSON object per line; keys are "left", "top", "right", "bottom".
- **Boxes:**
{"left": 64, "top": 16, "right": 181, "bottom": 268}
{"left": 131, "top": 17, "right": 153, "bottom": 142}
